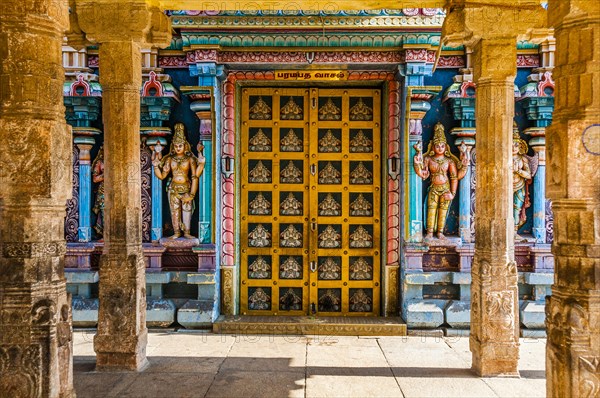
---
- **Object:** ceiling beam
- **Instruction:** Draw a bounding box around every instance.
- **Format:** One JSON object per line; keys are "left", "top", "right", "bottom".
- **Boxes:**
{"left": 154, "top": 0, "right": 446, "bottom": 11}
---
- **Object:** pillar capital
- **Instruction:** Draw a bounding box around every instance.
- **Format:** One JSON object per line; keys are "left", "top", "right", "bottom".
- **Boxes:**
{"left": 442, "top": 1, "right": 546, "bottom": 46}
{"left": 68, "top": 0, "right": 171, "bottom": 48}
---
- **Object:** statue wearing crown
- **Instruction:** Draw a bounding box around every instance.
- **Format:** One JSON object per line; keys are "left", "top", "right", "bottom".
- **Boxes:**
{"left": 152, "top": 123, "right": 206, "bottom": 239}
{"left": 512, "top": 124, "right": 538, "bottom": 237}
{"left": 413, "top": 122, "right": 469, "bottom": 240}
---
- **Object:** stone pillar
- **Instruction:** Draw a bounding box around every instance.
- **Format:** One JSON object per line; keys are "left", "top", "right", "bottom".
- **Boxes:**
{"left": 71, "top": 0, "right": 171, "bottom": 371}
{"left": 469, "top": 37, "right": 520, "bottom": 377}
{"left": 545, "top": 1, "right": 600, "bottom": 396}
{"left": 95, "top": 38, "right": 150, "bottom": 371}
{"left": 443, "top": 1, "right": 545, "bottom": 377}
{"left": 0, "top": 0, "right": 74, "bottom": 396}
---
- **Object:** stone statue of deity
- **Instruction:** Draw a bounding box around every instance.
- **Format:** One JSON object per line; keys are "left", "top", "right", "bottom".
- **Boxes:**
{"left": 91, "top": 146, "right": 105, "bottom": 239}
{"left": 413, "top": 122, "right": 469, "bottom": 240}
{"left": 152, "top": 123, "right": 206, "bottom": 239}
{"left": 512, "top": 125, "right": 538, "bottom": 236}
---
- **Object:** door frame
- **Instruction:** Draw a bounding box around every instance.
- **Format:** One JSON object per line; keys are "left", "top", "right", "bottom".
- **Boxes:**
{"left": 219, "top": 71, "right": 402, "bottom": 317}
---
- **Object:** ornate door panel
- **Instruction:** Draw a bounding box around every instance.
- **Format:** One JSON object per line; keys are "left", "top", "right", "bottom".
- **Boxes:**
{"left": 241, "top": 87, "right": 381, "bottom": 316}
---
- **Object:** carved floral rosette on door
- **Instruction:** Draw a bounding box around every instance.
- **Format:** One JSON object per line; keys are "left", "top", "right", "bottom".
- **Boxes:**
{"left": 240, "top": 87, "right": 381, "bottom": 316}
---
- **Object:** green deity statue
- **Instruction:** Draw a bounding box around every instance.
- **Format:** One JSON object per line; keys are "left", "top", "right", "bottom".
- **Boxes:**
{"left": 512, "top": 126, "right": 538, "bottom": 237}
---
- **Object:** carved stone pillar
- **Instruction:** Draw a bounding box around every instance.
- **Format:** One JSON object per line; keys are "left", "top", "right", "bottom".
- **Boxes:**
{"left": 96, "top": 39, "right": 150, "bottom": 370}
{"left": 545, "top": 1, "right": 600, "bottom": 396}
{"left": 470, "top": 37, "right": 520, "bottom": 377}
{"left": 443, "top": 1, "right": 545, "bottom": 377}
{"left": 71, "top": 0, "right": 171, "bottom": 371}
{"left": 0, "top": 0, "right": 74, "bottom": 396}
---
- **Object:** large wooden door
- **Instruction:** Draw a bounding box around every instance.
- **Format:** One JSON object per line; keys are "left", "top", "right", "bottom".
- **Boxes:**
{"left": 240, "top": 87, "right": 381, "bottom": 316}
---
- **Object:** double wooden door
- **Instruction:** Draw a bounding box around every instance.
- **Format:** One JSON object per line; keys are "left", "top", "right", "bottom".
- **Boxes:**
{"left": 240, "top": 87, "right": 381, "bottom": 316}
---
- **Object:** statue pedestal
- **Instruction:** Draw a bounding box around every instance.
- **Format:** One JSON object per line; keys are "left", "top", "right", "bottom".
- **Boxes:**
{"left": 159, "top": 237, "right": 200, "bottom": 248}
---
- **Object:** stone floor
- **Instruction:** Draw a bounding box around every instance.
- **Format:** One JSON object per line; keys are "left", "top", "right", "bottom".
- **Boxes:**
{"left": 73, "top": 331, "right": 546, "bottom": 398}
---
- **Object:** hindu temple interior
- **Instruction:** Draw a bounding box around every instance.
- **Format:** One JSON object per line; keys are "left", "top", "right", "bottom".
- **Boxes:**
{"left": 0, "top": 0, "right": 598, "bottom": 396}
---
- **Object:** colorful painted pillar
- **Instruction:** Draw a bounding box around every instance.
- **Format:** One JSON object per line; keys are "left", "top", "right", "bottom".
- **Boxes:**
{"left": 519, "top": 70, "right": 555, "bottom": 243}
{"left": 140, "top": 71, "right": 180, "bottom": 242}
{"left": 184, "top": 62, "right": 224, "bottom": 245}
{"left": 175, "top": 62, "right": 224, "bottom": 327}
{"left": 444, "top": 78, "right": 476, "bottom": 243}
{"left": 399, "top": 49, "right": 438, "bottom": 242}
{"left": 63, "top": 74, "right": 102, "bottom": 242}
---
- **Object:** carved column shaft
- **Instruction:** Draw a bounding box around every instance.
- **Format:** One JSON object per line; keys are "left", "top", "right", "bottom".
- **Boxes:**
{"left": 545, "top": 1, "right": 600, "bottom": 396}
{"left": 0, "top": 0, "right": 74, "bottom": 396}
{"left": 470, "top": 38, "right": 520, "bottom": 376}
{"left": 94, "top": 40, "right": 148, "bottom": 371}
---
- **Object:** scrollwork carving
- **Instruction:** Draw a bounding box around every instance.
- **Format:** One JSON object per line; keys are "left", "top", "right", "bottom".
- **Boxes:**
{"left": 0, "top": 345, "right": 42, "bottom": 398}
{"left": 65, "top": 144, "right": 80, "bottom": 242}
{"left": 140, "top": 144, "right": 152, "bottom": 242}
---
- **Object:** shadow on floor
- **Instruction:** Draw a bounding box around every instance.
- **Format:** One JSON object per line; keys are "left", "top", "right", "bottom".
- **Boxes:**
{"left": 74, "top": 354, "right": 545, "bottom": 398}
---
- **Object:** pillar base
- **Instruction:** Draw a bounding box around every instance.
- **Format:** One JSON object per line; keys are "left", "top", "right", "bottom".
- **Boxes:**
{"left": 94, "top": 330, "right": 149, "bottom": 371}
{"left": 470, "top": 338, "right": 520, "bottom": 377}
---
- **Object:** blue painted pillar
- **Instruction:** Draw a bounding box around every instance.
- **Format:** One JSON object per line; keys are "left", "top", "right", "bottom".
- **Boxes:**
{"left": 525, "top": 129, "right": 547, "bottom": 243}
{"left": 198, "top": 120, "right": 212, "bottom": 242}
{"left": 519, "top": 70, "right": 554, "bottom": 243}
{"left": 408, "top": 133, "right": 424, "bottom": 241}
{"left": 146, "top": 135, "right": 169, "bottom": 241}
{"left": 75, "top": 138, "right": 94, "bottom": 242}
{"left": 399, "top": 61, "right": 438, "bottom": 242}
{"left": 185, "top": 62, "right": 224, "bottom": 244}
{"left": 450, "top": 130, "right": 476, "bottom": 243}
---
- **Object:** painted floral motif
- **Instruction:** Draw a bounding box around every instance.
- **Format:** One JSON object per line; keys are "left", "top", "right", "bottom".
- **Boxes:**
{"left": 350, "top": 257, "right": 373, "bottom": 280}
{"left": 249, "top": 128, "right": 272, "bottom": 151}
{"left": 249, "top": 256, "right": 271, "bottom": 279}
{"left": 319, "top": 130, "right": 341, "bottom": 152}
{"left": 318, "top": 98, "right": 341, "bottom": 121}
{"left": 350, "top": 130, "right": 373, "bottom": 153}
{"left": 350, "top": 162, "right": 373, "bottom": 184}
{"left": 249, "top": 160, "right": 271, "bottom": 183}
{"left": 349, "top": 289, "right": 372, "bottom": 312}
{"left": 319, "top": 193, "right": 341, "bottom": 216}
{"left": 248, "top": 224, "right": 271, "bottom": 247}
{"left": 350, "top": 194, "right": 372, "bottom": 216}
{"left": 249, "top": 192, "right": 271, "bottom": 215}
{"left": 280, "top": 193, "right": 302, "bottom": 215}
{"left": 280, "top": 257, "right": 302, "bottom": 279}
{"left": 318, "top": 257, "right": 341, "bottom": 280}
{"left": 280, "top": 225, "right": 302, "bottom": 247}
{"left": 280, "top": 97, "right": 303, "bottom": 120}
{"left": 280, "top": 161, "right": 302, "bottom": 183}
{"left": 249, "top": 96, "right": 272, "bottom": 120}
{"left": 350, "top": 226, "right": 373, "bottom": 248}
{"left": 280, "top": 129, "right": 303, "bottom": 152}
{"left": 319, "top": 162, "right": 341, "bottom": 184}
{"left": 319, "top": 225, "right": 341, "bottom": 248}
{"left": 349, "top": 98, "right": 373, "bottom": 121}
{"left": 248, "top": 288, "right": 271, "bottom": 310}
